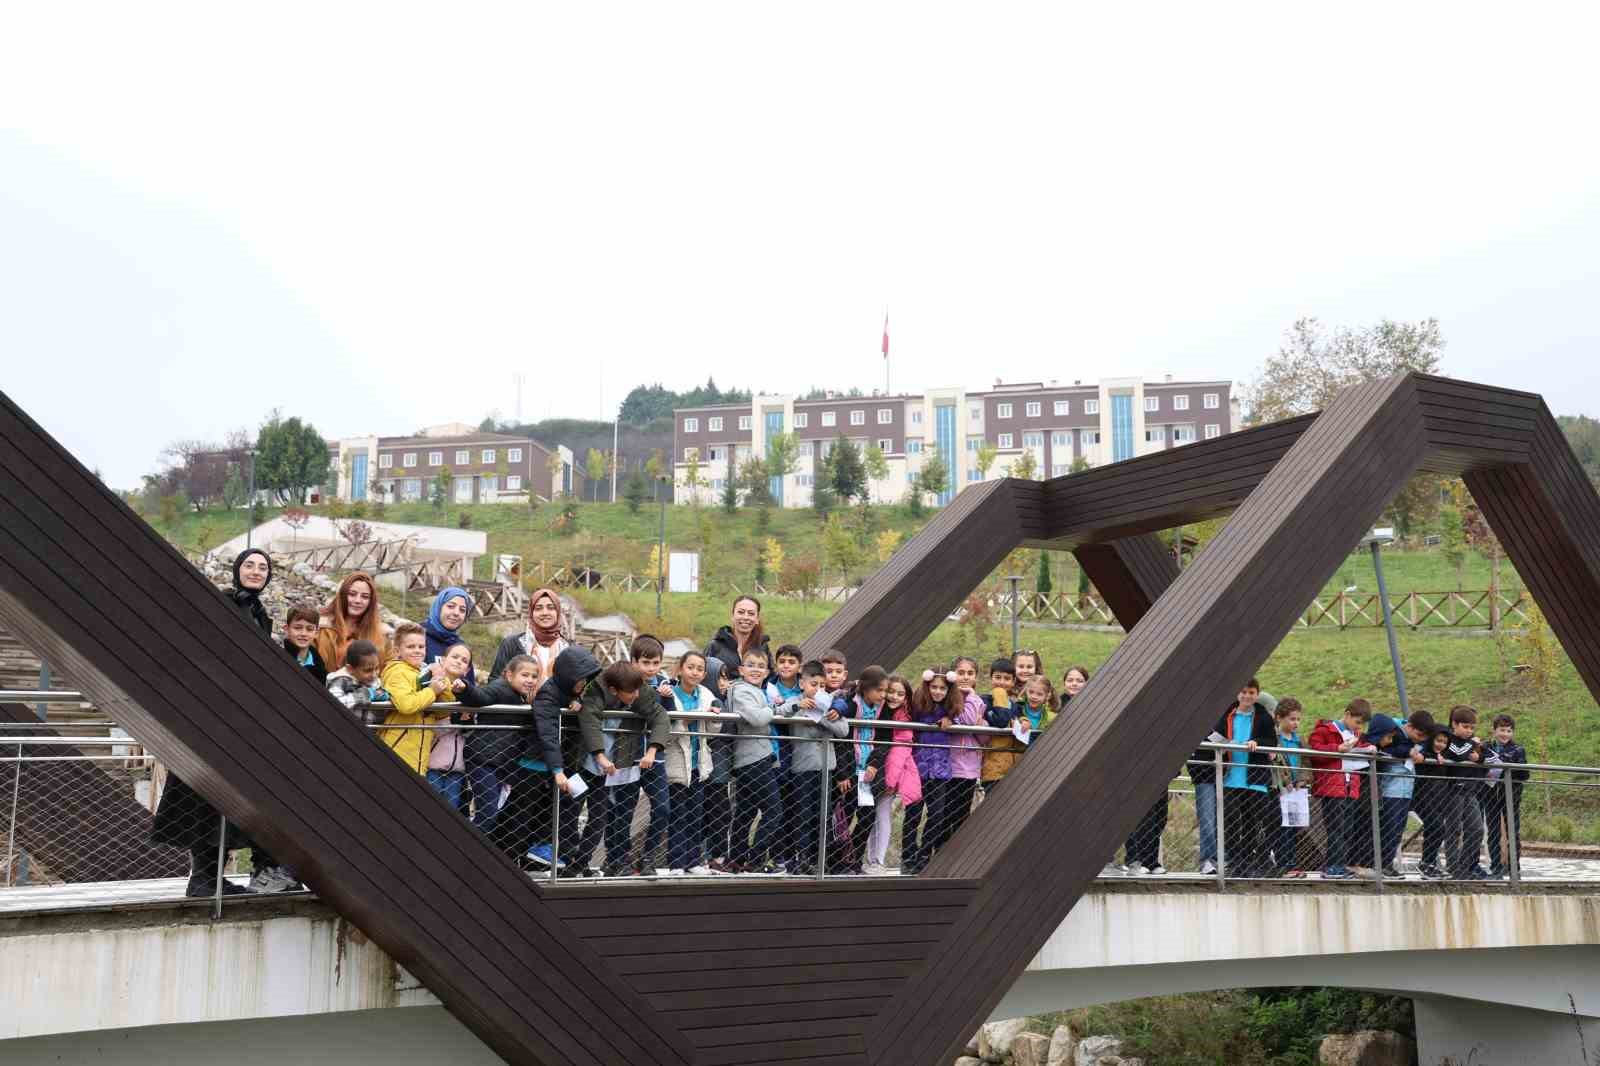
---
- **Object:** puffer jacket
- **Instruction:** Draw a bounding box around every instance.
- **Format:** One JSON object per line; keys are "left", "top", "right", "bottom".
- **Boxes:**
{"left": 911, "top": 699, "right": 955, "bottom": 780}
{"left": 947, "top": 690, "right": 986, "bottom": 780}
{"left": 662, "top": 683, "right": 721, "bottom": 786}
{"left": 982, "top": 701, "right": 1055, "bottom": 781}
{"left": 378, "top": 659, "right": 455, "bottom": 775}
{"left": 705, "top": 627, "right": 772, "bottom": 685}
{"left": 528, "top": 647, "right": 602, "bottom": 773}
{"left": 1308, "top": 718, "right": 1369, "bottom": 799}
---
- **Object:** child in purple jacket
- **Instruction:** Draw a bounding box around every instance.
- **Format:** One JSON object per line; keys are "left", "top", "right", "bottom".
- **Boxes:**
{"left": 900, "top": 666, "right": 961, "bottom": 874}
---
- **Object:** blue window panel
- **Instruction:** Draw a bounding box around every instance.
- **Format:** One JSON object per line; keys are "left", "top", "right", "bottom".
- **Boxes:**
{"left": 351, "top": 453, "right": 368, "bottom": 501}
{"left": 1111, "top": 394, "right": 1134, "bottom": 463}
{"left": 934, "top": 404, "right": 957, "bottom": 505}
{"left": 765, "top": 410, "right": 784, "bottom": 505}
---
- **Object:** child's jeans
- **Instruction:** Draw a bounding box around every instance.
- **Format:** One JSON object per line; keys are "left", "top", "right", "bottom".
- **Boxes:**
{"left": 1319, "top": 795, "right": 1356, "bottom": 872}
{"left": 667, "top": 771, "right": 705, "bottom": 871}
{"left": 556, "top": 768, "right": 608, "bottom": 871}
{"left": 1379, "top": 796, "right": 1412, "bottom": 869}
{"left": 1480, "top": 782, "right": 1523, "bottom": 874}
{"left": 789, "top": 771, "right": 824, "bottom": 870}
{"left": 1125, "top": 792, "right": 1168, "bottom": 870}
{"left": 1194, "top": 780, "right": 1217, "bottom": 865}
{"left": 466, "top": 765, "right": 503, "bottom": 832}
{"left": 489, "top": 766, "right": 552, "bottom": 861}
{"left": 1447, "top": 785, "right": 1484, "bottom": 876}
{"left": 866, "top": 793, "right": 895, "bottom": 867}
{"left": 426, "top": 769, "right": 466, "bottom": 813}
{"left": 732, "top": 758, "right": 782, "bottom": 868}
{"left": 900, "top": 777, "right": 949, "bottom": 874}
{"left": 638, "top": 760, "right": 670, "bottom": 866}
{"left": 604, "top": 779, "right": 642, "bottom": 872}
{"left": 703, "top": 777, "right": 732, "bottom": 861}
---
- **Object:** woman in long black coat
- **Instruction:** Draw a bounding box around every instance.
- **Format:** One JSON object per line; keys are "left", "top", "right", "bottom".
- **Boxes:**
{"left": 151, "top": 548, "right": 297, "bottom": 896}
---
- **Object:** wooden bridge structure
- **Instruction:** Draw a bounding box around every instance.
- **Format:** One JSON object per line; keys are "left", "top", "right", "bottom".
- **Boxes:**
{"left": 2, "top": 374, "right": 1599, "bottom": 1066}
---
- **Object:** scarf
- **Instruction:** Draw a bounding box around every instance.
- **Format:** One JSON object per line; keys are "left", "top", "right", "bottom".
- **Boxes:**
{"left": 527, "top": 587, "right": 564, "bottom": 647}
{"left": 424, "top": 587, "right": 474, "bottom": 683}
{"left": 229, "top": 548, "right": 273, "bottom": 634}
{"left": 854, "top": 695, "right": 881, "bottom": 772}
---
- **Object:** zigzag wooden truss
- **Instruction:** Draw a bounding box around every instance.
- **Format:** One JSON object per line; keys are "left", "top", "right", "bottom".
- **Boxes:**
{"left": 2, "top": 373, "right": 1598, "bottom": 1065}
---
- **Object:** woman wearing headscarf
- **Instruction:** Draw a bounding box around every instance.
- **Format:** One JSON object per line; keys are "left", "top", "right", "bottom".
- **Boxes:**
{"left": 491, "top": 587, "right": 570, "bottom": 680}
{"left": 423, "top": 586, "right": 475, "bottom": 685}
{"left": 315, "top": 570, "right": 386, "bottom": 675}
{"left": 152, "top": 548, "right": 297, "bottom": 895}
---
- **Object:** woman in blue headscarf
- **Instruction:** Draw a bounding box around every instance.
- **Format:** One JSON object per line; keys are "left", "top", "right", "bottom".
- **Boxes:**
{"left": 424, "top": 586, "right": 475, "bottom": 684}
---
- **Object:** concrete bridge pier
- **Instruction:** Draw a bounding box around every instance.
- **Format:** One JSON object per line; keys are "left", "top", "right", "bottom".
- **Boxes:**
{"left": 1413, "top": 996, "right": 1600, "bottom": 1066}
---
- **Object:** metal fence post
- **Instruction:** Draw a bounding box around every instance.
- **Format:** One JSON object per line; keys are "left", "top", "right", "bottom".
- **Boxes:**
{"left": 1213, "top": 747, "right": 1226, "bottom": 890}
{"left": 4, "top": 742, "right": 21, "bottom": 888}
{"left": 1368, "top": 757, "right": 1384, "bottom": 893}
{"left": 212, "top": 816, "right": 228, "bottom": 919}
{"left": 550, "top": 717, "right": 562, "bottom": 884}
{"left": 1505, "top": 773, "right": 1521, "bottom": 888}
{"left": 817, "top": 736, "right": 831, "bottom": 880}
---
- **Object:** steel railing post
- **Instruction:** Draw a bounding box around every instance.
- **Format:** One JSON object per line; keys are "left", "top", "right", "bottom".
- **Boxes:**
{"left": 817, "top": 736, "right": 830, "bottom": 880}
{"left": 4, "top": 742, "right": 21, "bottom": 888}
{"left": 1368, "top": 756, "right": 1383, "bottom": 893}
{"left": 1213, "top": 747, "right": 1226, "bottom": 890}
{"left": 550, "top": 718, "right": 562, "bottom": 884}
{"left": 1505, "top": 771, "right": 1521, "bottom": 888}
{"left": 212, "top": 815, "right": 228, "bottom": 919}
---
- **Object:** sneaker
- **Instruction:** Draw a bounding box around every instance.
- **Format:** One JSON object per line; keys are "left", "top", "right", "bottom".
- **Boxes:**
{"left": 248, "top": 865, "right": 301, "bottom": 893}
{"left": 524, "top": 844, "right": 567, "bottom": 870}
{"left": 654, "top": 867, "right": 685, "bottom": 877}
{"left": 1323, "top": 867, "right": 1352, "bottom": 879}
{"left": 185, "top": 874, "right": 252, "bottom": 898}
{"left": 1145, "top": 864, "right": 1167, "bottom": 875}
{"left": 1382, "top": 865, "right": 1404, "bottom": 879}
{"left": 863, "top": 862, "right": 889, "bottom": 876}
{"left": 581, "top": 866, "right": 605, "bottom": 878}
{"left": 1419, "top": 863, "right": 1447, "bottom": 880}
{"left": 688, "top": 865, "right": 714, "bottom": 876}
{"left": 1199, "top": 860, "right": 1217, "bottom": 876}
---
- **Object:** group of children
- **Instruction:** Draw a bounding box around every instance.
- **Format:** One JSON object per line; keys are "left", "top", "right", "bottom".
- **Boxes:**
{"left": 1174, "top": 680, "right": 1531, "bottom": 881}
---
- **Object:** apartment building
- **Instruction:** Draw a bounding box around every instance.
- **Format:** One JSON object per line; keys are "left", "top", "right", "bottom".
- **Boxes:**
{"left": 327, "top": 427, "right": 573, "bottom": 505}
{"left": 672, "top": 377, "right": 1240, "bottom": 506}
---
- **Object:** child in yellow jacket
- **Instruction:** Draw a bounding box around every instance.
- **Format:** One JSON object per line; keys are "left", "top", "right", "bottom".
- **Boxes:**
{"left": 380, "top": 622, "right": 458, "bottom": 774}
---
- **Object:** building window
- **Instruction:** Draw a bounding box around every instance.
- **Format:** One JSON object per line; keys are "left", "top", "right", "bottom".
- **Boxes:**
{"left": 1174, "top": 395, "right": 1190, "bottom": 411}
{"left": 481, "top": 448, "right": 496, "bottom": 463}
{"left": 480, "top": 476, "right": 499, "bottom": 495}
{"left": 998, "top": 433, "right": 1014, "bottom": 449}
{"left": 401, "top": 478, "right": 422, "bottom": 501}
{"left": 506, "top": 475, "right": 523, "bottom": 491}
{"left": 378, "top": 454, "right": 393, "bottom": 469}
{"left": 798, "top": 441, "right": 814, "bottom": 457}
{"left": 997, "top": 402, "right": 1014, "bottom": 419}
{"left": 968, "top": 468, "right": 982, "bottom": 482}
{"left": 1110, "top": 394, "right": 1135, "bottom": 462}
{"left": 1051, "top": 431, "right": 1071, "bottom": 448}
{"left": 969, "top": 405, "right": 982, "bottom": 422}
{"left": 1023, "top": 431, "right": 1043, "bottom": 448}
{"left": 908, "top": 439, "right": 923, "bottom": 454}
{"left": 455, "top": 449, "right": 470, "bottom": 465}
{"left": 1144, "top": 396, "right": 1159, "bottom": 413}
{"left": 508, "top": 447, "right": 523, "bottom": 463}
{"left": 876, "top": 438, "right": 892, "bottom": 453}
{"left": 1053, "top": 400, "right": 1069, "bottom": 416}
{"left": 910, "top": 409, "right": 923, "bottom": 425}
{"left": 738, "top": 415, "right": 753, "bottom": 431}
{"left": 402, "top": 452, "right": 417, "bottom": 468}
{"left": 822, "top": 411, "right": 836, "bottom": 427}
{"left": 798, "top": 474, "right": 812, "bottom": 487}
{"left": 1025, "top": 402, "right": 1041, "bottom": 418}
{"left": 875, "top": 408, "right": 891, "bottom": 424}
{"left": 1084, "top": 399, "right": 1100, "bottom": 415}
{"left": 711, "top": 478, "right": 724, "bottom": 491}
{"left": 684, "top": 417, "right": 699, "bottom": 433}
{"left": 794, "top": 412, "right": 808, "bottom": 428}
{"left": 708, "top": 417, "right": 723, "bottom": 432}
{"left": 428, "top": 451, "right": 443, "bottom": 466}
{"left": 683, "top": 447, "right": 699, "bottom": 461}
{"left": 1204, "top": 393, "right": 1220, "bottom": 409}
{"left": 1173, "top": 425, "right": 1196, "bottom": 443}
{"left": 1146, "top": 427, "right": 1166, "bottom": 443}
{"left": 1052, "top": 463, "right": 1069, "bottom": 477}
{"left": 1080, "top": 429, "right": 1101, "bottom": 446}
{"left": 1205, "top": 423, "right": 1222, "bottom": 439}
{"left": 736, "top": 445, "right": 752, "bottom": 464}
{"left": 850, "top": 410, "right": 865, "bottom": 426}
{"left": 966, "top": 436, "right": 981, "bottom": 452}
{"left": 706, "top": 446, "right": 724, "bottom": 463}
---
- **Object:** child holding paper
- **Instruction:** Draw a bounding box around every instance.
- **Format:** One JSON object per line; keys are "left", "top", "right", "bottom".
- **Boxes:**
{"left": 777, "top": 659, "right": 848, "bottom": 874}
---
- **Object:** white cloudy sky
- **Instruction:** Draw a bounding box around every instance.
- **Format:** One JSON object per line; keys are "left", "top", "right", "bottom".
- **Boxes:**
{"left": 3, "top": 3, "right": 1597, "bottom": 488}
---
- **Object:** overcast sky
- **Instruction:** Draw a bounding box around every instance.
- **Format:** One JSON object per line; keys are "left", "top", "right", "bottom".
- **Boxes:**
{"left": 4, "top": 3, "right": 1597, "bottom": 488}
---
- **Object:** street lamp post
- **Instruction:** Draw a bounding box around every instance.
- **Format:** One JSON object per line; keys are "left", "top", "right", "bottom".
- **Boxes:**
{"left": 1362, "top": 527, "right": 1410, "bottom": 717}
{"left": 245, "top": 448, "right": 258, "bottom": 549}
{"left": 656, "top": 478, "right": 668, "bottom": 619}
{"left": 1006, "top": 574, "right": 1023, "bottom": 656}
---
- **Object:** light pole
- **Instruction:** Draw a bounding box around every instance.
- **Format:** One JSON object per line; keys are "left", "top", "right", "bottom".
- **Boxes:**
{"left": 1362, "top": 526, "right": 1410, "bottom": 717}
{"left": 245, "top": 448, "right": 258, "bottom": 549}
{"left": 1006, "top": 574, "right": 1023, "bottom": 656}
{"left": 655, "top": 478, "right": 669, "bottom": 619}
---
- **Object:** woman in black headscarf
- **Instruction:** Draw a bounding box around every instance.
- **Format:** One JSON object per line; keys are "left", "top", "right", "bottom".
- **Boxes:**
{"left": 151, "top": 548, "right": 297, "bottom": 896}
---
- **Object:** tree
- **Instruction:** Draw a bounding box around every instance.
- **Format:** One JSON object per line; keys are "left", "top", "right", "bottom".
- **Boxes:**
{"left": 160, "top": 432, "right": 250, "bottom": 512}
{"left": 1246, "top": 316, "right": 1445, "bottom": 424}
{"left": 682, "top": 452, "right": 703, "bottom": 505}
{"left": 917, "top": 446, "right": 950, "bottom": 503}
{"left": 622, "top": 470, "right": 649, "bottom": 514}
{"left": 431, "top": 466, "right": 451, "bottom": 510}
{"left": 255, "top": 413, "right": 330, "bottom": 504}
{"left": 811, "top": 446, "right": 838, "bottom": 517}
{"left": 1036, "top": 550, "right": 1053, "bottom": 596}
{"left": 720, "top": 451, "right": 739, "bottom": 514}
{"left": 282, "top": 507, "right": 311, "bottom": 553}
{"left": 765, "top": 432, "right": 799, "bottom": 491}
{"left": 863, "top": 444, "right": 890, "bottom": 503}
{"left": 1070, "top": 455, "right": 1090, "bottom": 474}
{"left": 975, "top": 442, "right": 999, "bottom": 482}
{"left": 820, "top": 513, "right": 865, "bottom": 579}
{"left": 619, "top": 384, "right": 679, "bottom": 426}
{"left": 762, "top": 537, "right": 785, "bottom": 583}
{"left": 1007, "top": 449, "right": 1039, "bottom": 481}
{"left": 584, "top": 448, "right": 608, "bottom": 501}
{"left": 338, "top": 519, "right": 373, "bottom": 546}
{"left": 1438, "top": 496, "right": 1467, "bottom": 589}
{"left": 644, "top": 449, "right": 666, "bottom": 499}
{"left": 875, "top": 529, "right": 902, "bottom": 563}
{"left": 829, "top": 435, "right": 867, "bottom": 503}
{"left": 1558, "top": 414, "right": 1600, "bottom": 487}
{"left": 739, "top": 456, "right": 773, "bottom": 507}
{"left": 546, "top": 451, "right": 566, "bottom": 500}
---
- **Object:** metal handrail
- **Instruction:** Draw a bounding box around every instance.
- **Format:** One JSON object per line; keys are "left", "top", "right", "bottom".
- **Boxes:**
{"left": 0, "top": 690, "right": 88, "bottom": 703}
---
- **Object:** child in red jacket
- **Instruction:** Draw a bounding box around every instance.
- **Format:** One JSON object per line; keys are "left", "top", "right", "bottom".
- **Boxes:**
{"left": 1308, "top": 699, "right": 1375, "bottom": 878}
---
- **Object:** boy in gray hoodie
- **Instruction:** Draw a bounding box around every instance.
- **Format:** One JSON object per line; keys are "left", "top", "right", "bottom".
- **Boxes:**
{"left": 728, "top": 649, "right": 784, "bottom": 872}
{"left": 777, "top": 660, "right": 849, "bottom": 874}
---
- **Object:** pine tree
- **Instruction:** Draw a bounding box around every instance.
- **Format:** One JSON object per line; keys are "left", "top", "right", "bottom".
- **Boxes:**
{"left": 720, "top": 451, "right": 739, "bottom": 514}
{"left": 830, "top": 435, "right": 867, "bottom": 503}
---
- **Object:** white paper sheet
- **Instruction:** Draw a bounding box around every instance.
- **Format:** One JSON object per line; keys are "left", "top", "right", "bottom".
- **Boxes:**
{"left": 566, "top": 774, "right": 589, "bottom": 798}
{"left": 605, "top": 764, "right": 641, "bottom": 788}
{"left": 856, "top": 778, "right": 875, "bottom": 807}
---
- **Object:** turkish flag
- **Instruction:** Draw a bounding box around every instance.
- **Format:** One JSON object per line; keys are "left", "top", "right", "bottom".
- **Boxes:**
{"left": 882, "top": 313, "right": 889, "bottom": 359}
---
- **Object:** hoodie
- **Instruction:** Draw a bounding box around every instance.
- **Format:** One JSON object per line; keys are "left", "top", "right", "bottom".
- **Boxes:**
{"left": 456, "top": 676, "right": 536, "bottom": 771}
{"left": 423, "top": 587, "right": 476, "bottom": 685}
{"left": 1363, "top": 714, "right": 1416, "bottom": 800}
{"left": 524, "top": 646, "right": 601, "bottom": 773}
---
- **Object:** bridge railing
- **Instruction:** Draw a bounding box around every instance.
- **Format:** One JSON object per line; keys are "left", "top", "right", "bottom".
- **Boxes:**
{"left": 0, "top": 690, "right": 1591, "bottom": 906}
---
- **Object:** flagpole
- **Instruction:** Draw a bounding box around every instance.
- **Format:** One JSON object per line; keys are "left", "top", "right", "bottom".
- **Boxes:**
{"left": 882, "top": 308, "right": 890, "bottom": 396}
